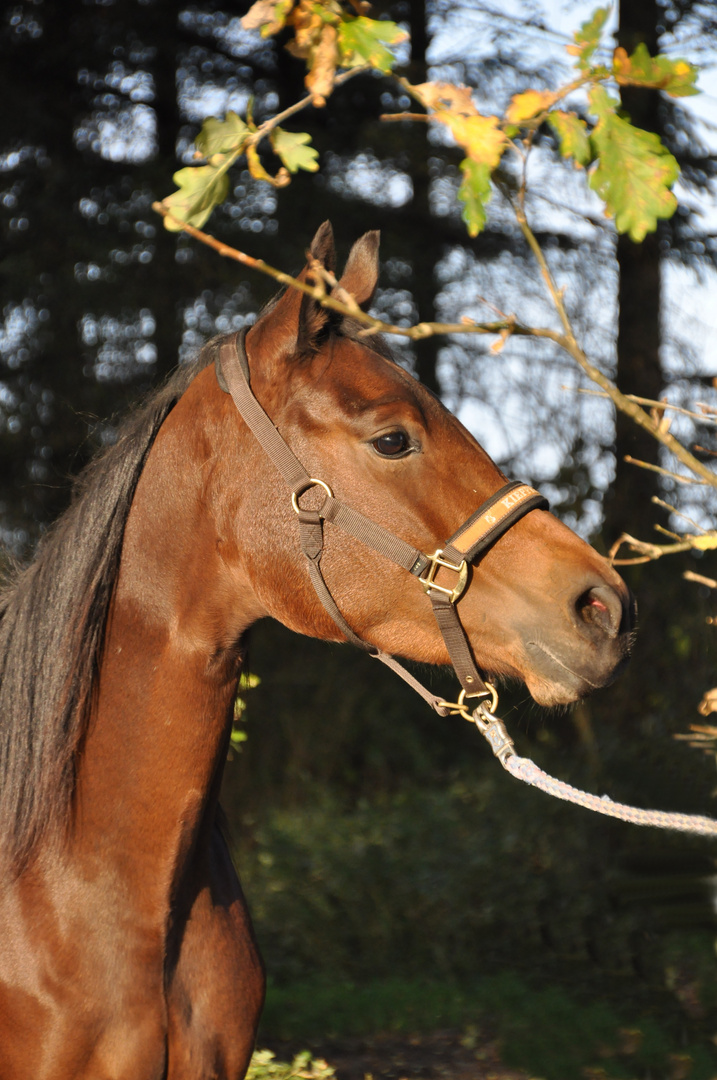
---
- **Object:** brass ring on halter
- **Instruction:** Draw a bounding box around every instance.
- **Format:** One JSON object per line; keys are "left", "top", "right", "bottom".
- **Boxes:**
{"left": 438, "top": 683, "right": 498, "bottom": 722}
{"left": 481, "top": 681, "right": 499, "bottom": 715}
{"left": 291, "top": 478, "right": 333, "bottom": 514}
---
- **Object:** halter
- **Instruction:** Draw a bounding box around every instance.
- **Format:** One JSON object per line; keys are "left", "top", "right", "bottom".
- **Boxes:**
{"left": 216, "top": 329, "right": 548, "bottom": 715}
{"left": 216, "top": 329, "right": 717, "bottom": 838}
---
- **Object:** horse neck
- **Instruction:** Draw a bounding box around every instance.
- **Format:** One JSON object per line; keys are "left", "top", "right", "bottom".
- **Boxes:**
{"left": 72, "top": 368, "right": 264, "bottom": 901}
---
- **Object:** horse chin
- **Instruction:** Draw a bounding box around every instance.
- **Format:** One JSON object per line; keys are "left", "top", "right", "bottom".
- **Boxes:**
{"left": 522, "top": 640, "right": 627, "bottom": 707}
{"left": 524, "top": 677, "right": 587, "bottom": 708}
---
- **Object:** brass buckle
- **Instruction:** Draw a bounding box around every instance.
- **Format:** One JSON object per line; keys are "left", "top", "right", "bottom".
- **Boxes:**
{"left": 291, "top": 478, "right": 333, "bottom": 514}
{"left": 419, "top": 549, "right": 468, "bottom": 603}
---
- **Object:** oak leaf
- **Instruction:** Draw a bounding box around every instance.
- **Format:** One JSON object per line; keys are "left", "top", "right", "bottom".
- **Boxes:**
{"left": 161, "top": 165, "right": 231, "bottom": 231}
{"left": 588, "top": 86, "right": 679, "bottom": 241}
{"left": 412, "top": 82, "right": 506, "bottom": 169}
{"left": 270, "top": 127, "right": 319, "bottom": 173}
{"left": 505, "top": 90, "right": 554, "bottom": 125}
{"left": 286, "top": 0, "right": 326, "bottom": 54}
{"left": 458, "top": 159, "right": 492, "bottom": 237}
{"left": 567, "top": 7, "right": 609, "bottom": 71}
{"left": 338, "top": 15, "right": 407, "bottom": 73}
{"left": 194, "top": 112, "right": 248, "bottom": 158}
{"left": 413, "top": 81, "right": 477, "bottom": 115}
{"left": 613, "top": 43, "right": 699, "bottom": 97}
{"left": 548, "top": 111, "right": 591, "bottom": 167}
{"left": 242, "top": 0, "right": 295, "bottom": 37}
{"left": 304, "top": 23, "right": 339, "bottom": 106}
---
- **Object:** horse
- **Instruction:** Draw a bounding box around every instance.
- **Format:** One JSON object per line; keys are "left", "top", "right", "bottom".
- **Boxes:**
{"left": 0, "top": 222, "right": 633, "bottom": 1079}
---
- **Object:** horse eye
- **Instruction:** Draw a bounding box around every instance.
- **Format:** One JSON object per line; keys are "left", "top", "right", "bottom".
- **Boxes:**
{"left": 373, "top": 431, "right": 410, "bottom": 457}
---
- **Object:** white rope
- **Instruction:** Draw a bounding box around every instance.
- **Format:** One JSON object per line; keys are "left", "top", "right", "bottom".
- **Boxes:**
{"left": 504, "top": 754, "right": 717, "bottom": 835}
{"left": 473, "top": 708, "right": 717, "bottom": 837}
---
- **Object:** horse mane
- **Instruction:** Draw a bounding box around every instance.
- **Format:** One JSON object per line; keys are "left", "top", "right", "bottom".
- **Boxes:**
{"left": 0, "top": 347, "right": 215, "bottom": 869}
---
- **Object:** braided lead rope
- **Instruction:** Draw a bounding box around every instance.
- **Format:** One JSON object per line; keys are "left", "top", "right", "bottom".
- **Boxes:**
{"left": 472, "top": 705, "right": 717, "bottom": 837}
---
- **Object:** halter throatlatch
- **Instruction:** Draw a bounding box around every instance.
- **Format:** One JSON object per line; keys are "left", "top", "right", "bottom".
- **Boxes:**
{"left": 217, "top": 329, "right": 547, "bottom": 713}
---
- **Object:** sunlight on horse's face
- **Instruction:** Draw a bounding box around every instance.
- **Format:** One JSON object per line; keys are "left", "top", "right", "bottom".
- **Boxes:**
{"left": 240, "top": 324, "right": 633, "bottom": 708}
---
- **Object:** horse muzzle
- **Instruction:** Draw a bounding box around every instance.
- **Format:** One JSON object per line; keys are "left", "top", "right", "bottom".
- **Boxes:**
{"left": 520, "top": 578, "right": 636, "bottom": 705}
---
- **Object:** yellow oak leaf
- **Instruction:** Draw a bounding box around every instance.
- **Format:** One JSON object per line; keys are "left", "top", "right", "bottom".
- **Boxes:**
{"left": 411, "top": 82, "right": 505, "bottom": 168}
{"left": 412, "top": 81, "right": 478, "bottom": 115}
{"left": 505, "top": 90, "right": 554, "bottom": 124}
{"left": 447, "top": 113, "right": 506, "bottom": 168}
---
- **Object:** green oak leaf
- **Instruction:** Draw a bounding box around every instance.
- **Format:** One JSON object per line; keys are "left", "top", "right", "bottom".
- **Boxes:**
{"left": 161, "top": 165, "right": 231, "bottom": 232}
{"left": 568, "top": 6, "right": 609, "bottom": 71}
{"left": 588, "top": 86, "right": 679, "bottom": 241}
{"left": 458, "top": 158, "right": 492, "bottom": 237}
{"left": 548, "top": 111, "right": 591, "bottom": 167}
{"left": 195, "top": 111, "right": 249, "bottom": 158}
{"left": 613, "top": 42, "right": 699, "bottom": 97}
{"left": 338, "top": 16, "right": 407, "bottom": 74}
{"left": 162, "top": 113, "right": 250, "bottom": 230}
{"left": 270, "top": 127, "right": 319, "bottom": 173}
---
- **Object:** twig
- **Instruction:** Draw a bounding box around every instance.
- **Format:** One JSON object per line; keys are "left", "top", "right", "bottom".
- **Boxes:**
{"left": 654, "top": 524, "right": 684, "bottom": 542}
{"left": 624, "top": 455, "right": 706, "bottom": 485}
{"left": 246, "top": 68, "right": 365, "bottom": 149}
{"left": 652, "top": 495, "right": 707, "bottom": 533}
{"left": 508, "top": 201, "right": 717, "bottom": 488}
{"left": 569, "top": 386, "right": 717, "bottom": 425}
{"left": 152, "top": 195, "right": 717, "bottom": 493}
{"left": 379, "top": 112, "right": 430, "bottom": 122}
{"left": 609, "top": 532, "right": 699, "bottom": 565}
{"left": 152, "top": 203, "right": 563, "bottom": 343}
{"left": 684, "top": 570, "right": 717, "bottom": 589}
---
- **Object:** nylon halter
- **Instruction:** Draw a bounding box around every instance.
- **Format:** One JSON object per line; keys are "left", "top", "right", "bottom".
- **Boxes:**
{"left": 216, "top": 329, "right": 548, "bottom": 715}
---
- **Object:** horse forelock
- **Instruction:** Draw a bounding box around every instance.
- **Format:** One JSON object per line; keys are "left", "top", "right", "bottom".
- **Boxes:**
{"left": 0, "top": 350, "right": 214, "bottom": 870}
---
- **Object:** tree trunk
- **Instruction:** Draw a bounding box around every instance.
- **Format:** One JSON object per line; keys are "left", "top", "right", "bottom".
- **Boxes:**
{"left": 405, "top": 0, "right": 440, "bottom": 394}
{"left": 603, "top": 0, "right": 663, "bottom": 542}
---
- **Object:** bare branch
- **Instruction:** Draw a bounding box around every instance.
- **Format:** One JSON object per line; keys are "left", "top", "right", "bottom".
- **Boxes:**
{"left": 684, "top": 570, "right": 717, "bottom": 589}
{"left": 623, "top": 455, "right": 709, "bottom": 485}
{"left": 151, "top": 203, "right": 564, "bottom": 344}
{"left": 569, "top": 387, "right": 717, "bottom": 425}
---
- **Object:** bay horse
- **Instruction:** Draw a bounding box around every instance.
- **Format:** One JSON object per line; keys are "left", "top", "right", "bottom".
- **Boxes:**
{"left": 0, "top": 223, "right": 633, "bottom": 1079}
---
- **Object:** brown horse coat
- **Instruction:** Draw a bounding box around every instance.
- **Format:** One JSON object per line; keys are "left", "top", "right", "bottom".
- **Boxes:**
{"left": 0, "top": 225, "right": 632, "bottom": 1079}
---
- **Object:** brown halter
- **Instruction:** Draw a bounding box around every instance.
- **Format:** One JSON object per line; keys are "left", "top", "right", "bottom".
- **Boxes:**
{"left": 217, "top": 329, "right": 548, "bottom": 716}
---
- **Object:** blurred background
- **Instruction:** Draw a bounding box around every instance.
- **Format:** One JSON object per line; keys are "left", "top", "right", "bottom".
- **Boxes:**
{"left": 3, "top": 1, "right": 717, "bottom": 1075}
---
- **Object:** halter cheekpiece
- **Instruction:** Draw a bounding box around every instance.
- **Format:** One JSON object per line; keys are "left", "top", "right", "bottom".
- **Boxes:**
{"left": 216, "top": 328, "right": 548, "bottom": 715}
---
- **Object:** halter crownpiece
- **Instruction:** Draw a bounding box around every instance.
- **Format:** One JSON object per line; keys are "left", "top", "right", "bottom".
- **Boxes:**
{"left": 216, "top": 328, "right": 547, "bottom": 710}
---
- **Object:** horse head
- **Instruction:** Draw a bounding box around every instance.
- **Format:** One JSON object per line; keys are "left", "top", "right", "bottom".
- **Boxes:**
{"left": 216, "top": 221, "right": 633, "bottom": 708}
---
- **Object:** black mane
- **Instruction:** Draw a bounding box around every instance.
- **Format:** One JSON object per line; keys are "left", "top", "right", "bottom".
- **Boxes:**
{"left": 0, "top": 349, "right": 214, "bottom": 869}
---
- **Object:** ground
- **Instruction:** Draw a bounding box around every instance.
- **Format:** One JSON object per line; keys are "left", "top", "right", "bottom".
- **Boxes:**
{"left": 264, "top": 1031, "right": 531, "bottom": 1080}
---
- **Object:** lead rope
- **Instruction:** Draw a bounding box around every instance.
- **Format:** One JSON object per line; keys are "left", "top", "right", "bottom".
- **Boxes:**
{"left": 470, "top": 698, "right": 717, "bottom": 837}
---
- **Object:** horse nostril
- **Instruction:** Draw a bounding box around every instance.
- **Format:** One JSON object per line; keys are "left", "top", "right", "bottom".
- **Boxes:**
{"left": 576, "top": 585, "right": 625, "bottom": 639}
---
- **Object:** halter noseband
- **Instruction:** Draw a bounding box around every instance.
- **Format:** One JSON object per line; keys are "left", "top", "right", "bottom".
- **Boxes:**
{"left": 217, "top": 329, "right": 548, "bottom": 715}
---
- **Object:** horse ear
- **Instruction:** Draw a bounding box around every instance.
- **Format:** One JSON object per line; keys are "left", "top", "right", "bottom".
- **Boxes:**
{"left": 247, "top": 221, "right": 336, "bottom": 365}
{"left": 333, "top": 230, "right": 380, "bottom": 309}
{"left": 307, "top": 219, "right": 336, "bottom": 273}
{"left": 296, "top": 220, "right": 336, "bottom": 354}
